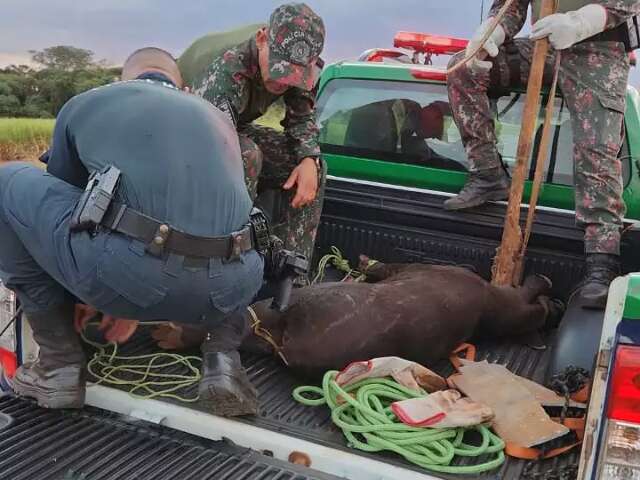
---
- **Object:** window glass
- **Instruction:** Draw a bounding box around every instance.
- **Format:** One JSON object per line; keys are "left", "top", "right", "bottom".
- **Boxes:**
{"left": 316, "top": 79, "right": 631, "bottom": 187}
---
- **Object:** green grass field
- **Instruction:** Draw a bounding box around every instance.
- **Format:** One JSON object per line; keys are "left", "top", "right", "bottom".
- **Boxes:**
{"left": 0, "top": 118, "right": 54, "bottom": 162}
{"left": 0, "top": 118, "right": 54, "bottom": 143}
{"left": 0, "top": 102, "right": 283, "bottom": 163}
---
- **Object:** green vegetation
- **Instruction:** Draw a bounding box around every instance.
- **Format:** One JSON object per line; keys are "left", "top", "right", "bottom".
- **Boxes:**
{"left": 0, "top": 118, "right": 54, "bottom": 143}
{"left": 0, "top": 46, "right": 119, "bottom": 119}
{"left": 0, "top": 118, "right": 53, "bottom": 162}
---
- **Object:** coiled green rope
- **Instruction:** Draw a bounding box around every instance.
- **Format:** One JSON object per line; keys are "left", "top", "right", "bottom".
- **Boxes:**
{"left": 81, "top": 330, "right": 202, "bottom": 403}
{"left": 293, "top": 371, "right": 505, "bottom": 474}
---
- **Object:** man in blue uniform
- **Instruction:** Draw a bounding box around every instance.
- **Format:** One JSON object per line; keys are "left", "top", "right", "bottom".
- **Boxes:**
{"left": 0, "top": 48, "right": 264, "bottom": 416}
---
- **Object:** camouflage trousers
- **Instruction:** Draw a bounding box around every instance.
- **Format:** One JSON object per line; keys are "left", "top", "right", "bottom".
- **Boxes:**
{"left": 448, "top": 39, "right": 629, "bottom": 255}
{"left": 238, "top": 124, "right": 327, "bottom": 264}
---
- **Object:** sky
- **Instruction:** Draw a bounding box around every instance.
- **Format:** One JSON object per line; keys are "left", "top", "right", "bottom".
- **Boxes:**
{"left": 0, "top": 0, "right": 489, "bottom": 66}
{"left": 1, "top": 0, "right": 638, "bottom": 84}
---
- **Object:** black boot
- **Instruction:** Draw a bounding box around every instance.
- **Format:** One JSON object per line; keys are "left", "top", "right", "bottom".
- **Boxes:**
{"left": 578, "top": 254, "right": 621, "bottom": 310}
{"left": 198, "top": 312, "right": 258, "bottom": 416}
{"left": 11, "top": 302, "right": 86, "bottom": 409}
{"left": 444, "top": 168, "right": 510, "bottom": 210}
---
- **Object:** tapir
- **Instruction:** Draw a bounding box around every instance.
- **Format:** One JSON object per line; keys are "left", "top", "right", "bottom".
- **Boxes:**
{"left": 153, "top": 258, "right": 559, "bottom": 377}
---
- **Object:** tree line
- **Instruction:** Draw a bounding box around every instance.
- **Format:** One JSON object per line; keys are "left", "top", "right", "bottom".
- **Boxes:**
{"left": 0, "top": 46, "right": 121, "bottom": 118}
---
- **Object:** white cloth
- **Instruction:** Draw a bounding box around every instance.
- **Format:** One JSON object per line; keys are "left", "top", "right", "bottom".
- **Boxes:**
{"left": 335, "top": 357, "right": 446, "bottom": 392}
{"left": 530, "top": 4, "right": 608, "bottom": 50}
{"left": 466, "top": 18, "right": 506, "bottom": 72}
{"left": 391, "top": 389, "right": 494, "bottom": 428}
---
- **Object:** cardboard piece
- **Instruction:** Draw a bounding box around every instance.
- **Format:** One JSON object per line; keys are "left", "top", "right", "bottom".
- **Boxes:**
{"left": 450, "top": 360, "right": 569, "bottom": 448}
{"left": 458, "top": 359, "right": 586, "bottom": 408}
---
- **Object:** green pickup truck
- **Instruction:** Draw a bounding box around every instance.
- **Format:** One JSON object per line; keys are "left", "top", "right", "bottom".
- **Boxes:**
{"left": 1, "top": 32, "right": 640, "bottom": 480}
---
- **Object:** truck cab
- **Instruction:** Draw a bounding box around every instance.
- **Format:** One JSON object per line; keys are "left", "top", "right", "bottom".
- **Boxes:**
{"left": 0, "top": 32, "right": 640, "bottom": 480}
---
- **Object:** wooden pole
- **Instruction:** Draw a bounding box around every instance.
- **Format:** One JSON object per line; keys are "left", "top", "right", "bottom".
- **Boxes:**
{"left": 491, "top": 0, "right": 556, "bottom": 286}
{"left": 512, "top": 53, "right": 561, "bottom": 284}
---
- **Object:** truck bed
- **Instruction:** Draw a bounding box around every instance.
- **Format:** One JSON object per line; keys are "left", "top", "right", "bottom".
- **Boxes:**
{"left": 78, "top": 328, "right": 579, "bottom": 480}
{"left": 3, "top": 177, "right": 598, "bottom": 479}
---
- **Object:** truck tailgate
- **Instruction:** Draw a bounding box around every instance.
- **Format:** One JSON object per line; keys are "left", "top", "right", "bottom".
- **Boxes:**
{"left": 0, "top": 394, "right": 345, "bottom": 480}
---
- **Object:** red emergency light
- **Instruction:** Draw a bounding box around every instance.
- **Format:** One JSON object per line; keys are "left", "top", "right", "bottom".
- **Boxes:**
{"left": 394, "top": 32, "right": 468, "bottom": 56}
{"left": 409, "top": 68, "right": 447, "bottom": 82}
{"left": 362, "top": 49, "right": 408, "bottom": 63}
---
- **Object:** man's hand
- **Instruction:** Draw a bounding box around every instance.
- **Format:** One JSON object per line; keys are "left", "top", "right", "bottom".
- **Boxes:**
{"left": 283, "top": 157, "right": 319, "bottom": 208}
{"left": 74, "top": 304, "right": 139, "bottom": 344}
{"left": 74, "top": 304, "right": 98, "bottom": 333}
{"left": 530, "top": 4, "right": 607, "bottom": 50}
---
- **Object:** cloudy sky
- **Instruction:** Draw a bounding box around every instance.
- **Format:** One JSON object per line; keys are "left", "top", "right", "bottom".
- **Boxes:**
{"left": 0, "top": 0, "right": 493, "bottom": 66}
{"left": 1, "top": 0, "right": 638, "bottom": 84}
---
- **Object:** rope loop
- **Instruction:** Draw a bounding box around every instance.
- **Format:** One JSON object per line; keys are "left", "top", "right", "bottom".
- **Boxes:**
{"left": 294, "top": 371, "right": 505, "bottom": 474}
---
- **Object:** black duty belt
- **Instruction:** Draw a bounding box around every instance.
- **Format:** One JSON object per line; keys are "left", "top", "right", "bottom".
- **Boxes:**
{"left": 100, "top": 201, "right": 254, "bottom": 261}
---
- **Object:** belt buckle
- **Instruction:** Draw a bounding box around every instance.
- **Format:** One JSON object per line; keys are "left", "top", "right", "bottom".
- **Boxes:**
{"left": 147, "top": 224, "right": 171, "bottom": 257}
{"left": 226, "top": 231, "right": 245, "bottom": 263}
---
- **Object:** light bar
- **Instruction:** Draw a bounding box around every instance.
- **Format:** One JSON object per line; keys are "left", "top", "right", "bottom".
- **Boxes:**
{"left": 394, "top": 32, "right": 468, "bottom": 56}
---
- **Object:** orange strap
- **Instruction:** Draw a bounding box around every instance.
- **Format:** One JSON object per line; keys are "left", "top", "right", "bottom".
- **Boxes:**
{"left": 505, "top": 441, "right": 582, "bottom": 460}
{"left": 506, "top": 416, "right": 585, "bottom": 459}
{"left": 571, "top": 383, "right": 590, "bottom": 404}
{"left": 449, "top": 343, "right": 476, "bottom": 371}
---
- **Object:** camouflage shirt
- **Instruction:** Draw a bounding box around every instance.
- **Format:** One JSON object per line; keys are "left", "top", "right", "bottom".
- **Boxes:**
{"left": 490, "top": 0, "right": 640, "bottom": 40}
{"left": 192, "top": 37, "right": 321, "bottom": 161}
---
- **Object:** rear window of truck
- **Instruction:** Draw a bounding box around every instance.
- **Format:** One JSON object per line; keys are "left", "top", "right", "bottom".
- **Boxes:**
{"left": 316, "top": 78, "right": 631, "bottom": 187}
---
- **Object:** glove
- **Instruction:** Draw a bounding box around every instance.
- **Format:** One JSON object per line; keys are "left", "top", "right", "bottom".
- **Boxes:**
{"left": 391, "top": 389, "right": 495, "bottom": 428}
{"left": 466, "top": 18, "right": 506, "bottom": 72}
{"left": 530, "top": 4, "right": 607, "bottom": 50}
{"left": 335, "top": 357, "right": 447, "bottom": 392}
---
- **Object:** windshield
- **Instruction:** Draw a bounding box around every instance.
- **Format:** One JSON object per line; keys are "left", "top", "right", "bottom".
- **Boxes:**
{"left": 316, "top": 78, "right": 631, "bottom": 187}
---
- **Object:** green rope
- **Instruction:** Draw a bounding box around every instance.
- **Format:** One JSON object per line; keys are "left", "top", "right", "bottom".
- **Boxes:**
{"left": 293, "top": 371, "right": 505, "bottom": 474}
{"left": 81, "top": 328, "right": 202, "bottom": 403}
{"left": 312, "top": 246, "right": 376, "bottom": 284}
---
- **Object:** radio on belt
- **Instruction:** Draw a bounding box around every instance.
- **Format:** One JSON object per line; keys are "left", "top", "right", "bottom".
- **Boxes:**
{"left": 70, "top": 166, "right": 121, "bottom": 232}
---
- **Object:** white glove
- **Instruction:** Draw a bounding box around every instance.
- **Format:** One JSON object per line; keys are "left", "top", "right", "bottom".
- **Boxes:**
{"left": 530, "top": 4, "right": 607, "bottom": 50}
{"left": 466, "top": 18, "right": 506, "bottom": 72}
{"left": 391, "top": 390, "right": 495, "bottom": 428}
{"left": 335, "top": 357, "right": 447, "bottom": 392}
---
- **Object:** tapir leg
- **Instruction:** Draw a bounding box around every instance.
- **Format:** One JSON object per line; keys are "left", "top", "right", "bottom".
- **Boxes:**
{"left": 481, "top": 283, "right": 550, "bottom": 337}
{"left": 239, "top": 300, "right": 287, "bottom": 355}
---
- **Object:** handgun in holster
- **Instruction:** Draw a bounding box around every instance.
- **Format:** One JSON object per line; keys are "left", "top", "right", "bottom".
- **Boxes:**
{"left": 249, "top": 207, "right": 309, "bottom": 312}
{"left": 70, "top": 166, "right": 121, "bottom": 232}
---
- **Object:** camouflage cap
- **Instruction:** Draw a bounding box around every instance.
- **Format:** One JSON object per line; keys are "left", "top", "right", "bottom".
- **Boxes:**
{"left": 267, "top": 3, "right": 325, "bottom": 91}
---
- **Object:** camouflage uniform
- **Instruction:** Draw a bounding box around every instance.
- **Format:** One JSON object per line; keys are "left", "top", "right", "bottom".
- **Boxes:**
{"left": 448, "top": 0, "right": 639, "bottom": 255}
{"left": 188, "top": 4, "right": 326, "bottom": 263}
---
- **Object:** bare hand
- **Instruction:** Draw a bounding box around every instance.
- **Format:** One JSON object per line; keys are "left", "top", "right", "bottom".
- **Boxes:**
{"left": 73, "top": 304, "right": 138, "bottom": 344}
{"left": 74, "top": 304, "right": 98, "bottom": 333}
{"left": 100, "top": 316, "right": 139, "bottom": 344}
{"left": 283, "top": 157, "right": 319, "bottom": 208}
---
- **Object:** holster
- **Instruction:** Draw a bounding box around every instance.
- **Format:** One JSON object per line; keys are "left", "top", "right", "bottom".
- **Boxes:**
{"left": 70, "top": 166, "right": 121, "bottom": 232}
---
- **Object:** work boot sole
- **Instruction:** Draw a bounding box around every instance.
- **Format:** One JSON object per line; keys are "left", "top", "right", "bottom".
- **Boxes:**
{"left": 443, "top": 188, "right": 509, "bottom": 211}
{"left": 199, "top": 376, "right": 258, "bottom": 417}
{"left": 10, "top": 375, "right": 85, "bottom": 409}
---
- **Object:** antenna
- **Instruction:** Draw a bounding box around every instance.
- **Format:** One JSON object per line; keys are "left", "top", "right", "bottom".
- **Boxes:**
{"left": 481, "top": 0, "right": 485, "bottom": 21}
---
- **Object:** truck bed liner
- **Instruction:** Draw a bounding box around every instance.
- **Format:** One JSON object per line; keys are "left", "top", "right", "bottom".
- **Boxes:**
{"left": 82, "top": 329, "right": 579, "bottom": 479}
{"left": 0, "top": 395, "right": 344, "bottom": 480}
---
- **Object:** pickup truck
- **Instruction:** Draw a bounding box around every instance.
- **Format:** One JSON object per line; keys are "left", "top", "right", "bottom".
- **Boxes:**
{"left": 1, "top": 32, "right": 640, "bottom": 480}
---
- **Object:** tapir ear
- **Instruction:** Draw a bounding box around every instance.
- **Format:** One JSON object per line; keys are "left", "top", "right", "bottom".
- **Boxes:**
{"left": 521, "top": 274, "right": 553, "bottom": 302}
